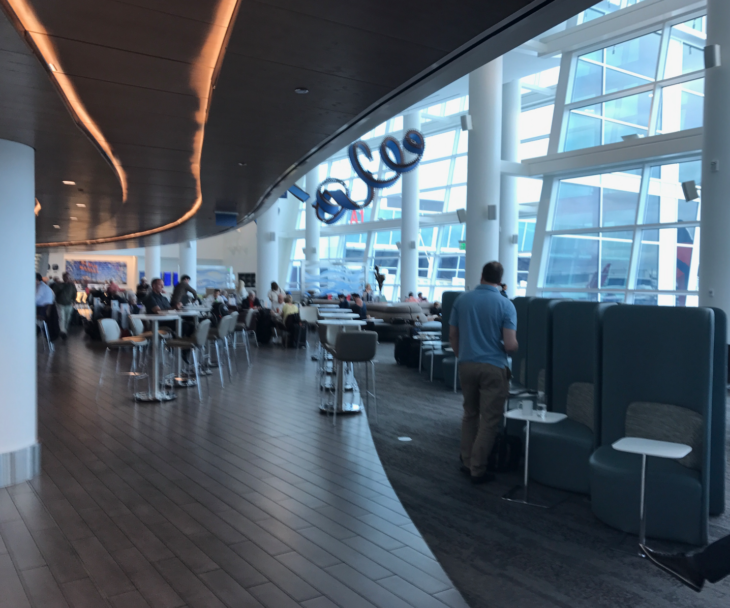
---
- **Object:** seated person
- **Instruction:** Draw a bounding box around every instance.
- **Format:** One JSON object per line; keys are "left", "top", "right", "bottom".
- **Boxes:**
{"left": 417, "top": 292, "right": 427, "bottom": 302}
{"left": 350, "top": 293, "right": 370, "bottom": 320}
{"left": 429, "top": 301, "right": 442, "bottom": 318}
{"left": 35, "top": 273, "right": 55, "bottom": 319}
{"left": 126, "top": 291, "right": 142, "bottom": 315}
{"left": 213, "top": 288, "right": 228, "bottom": 304}
{"left": 337, "top": 293, "right": 350, "bottom": 309}
{"left": 281, "top": 295, "right": 299, "bottom": 324}
{"left": 363, "top": 284, "right": 375, "bottom": 302}
{"left": 405, "top": 292, "right": 418, "bottom": 302}
{"left": 136, "top": 278, "right": 150, "bottom": 300}
{"left": 143, "top": 278, "right": 174, "bottom": 312}
{"left": 171, "top": 275, "right": 198, "bottom": 307}
{"left": 240, "top": 290, "right": 261, "bottom": 328}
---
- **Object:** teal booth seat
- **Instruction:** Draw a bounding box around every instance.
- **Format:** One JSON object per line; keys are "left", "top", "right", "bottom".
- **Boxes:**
{"left": 709, "top": 308, "right": 727, "bottom": 515}
{"left": 510, "top": 297, "right": 532, "bottom": 387}
{"left": 506, "top": 298, "right": 561, "bottom": 436}
{"left": 529, "top": 302, "right": 613, "bottom": 494}
{"left": 589, "top": 306, "right": 714, "bottom": 546}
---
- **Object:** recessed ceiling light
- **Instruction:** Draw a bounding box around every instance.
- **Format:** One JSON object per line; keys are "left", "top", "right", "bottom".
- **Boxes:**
{"left": 238, "top": 162, "right": 247, "bottom": 167}
{"left": 69, "top": 216, "right": 78, "bottom": 221}
{"left": 76, "top": 203, "right": 86, "bottom": 207}
{"left": 294, "top": 87, "right": 309, "bottom": 95}
{"left": 48, "top": 63, "right": 57, "bottom": 72}
{"left": 62, "top": 180, "right": 76, "bottom": 185}
{"left": 53, "top": 225, "right": 60, "bottom": 229}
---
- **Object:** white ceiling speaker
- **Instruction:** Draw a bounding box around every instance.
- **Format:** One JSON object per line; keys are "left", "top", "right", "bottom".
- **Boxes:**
{"left": 460, "top": 114, "right": 473, "bottom": 131}
{"left": 705, "top": 44, "right": 721, "bottom": 69}
{"left": 456, "top": 208, "right": 467, "bottom": 223}
{"left": 681, "top": 180, "right": 700, "bottom": 202}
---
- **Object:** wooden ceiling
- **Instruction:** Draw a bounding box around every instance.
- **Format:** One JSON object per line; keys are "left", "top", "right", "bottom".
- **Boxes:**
{"left": 0, "top": 0, "right": 594, "bottom": 250}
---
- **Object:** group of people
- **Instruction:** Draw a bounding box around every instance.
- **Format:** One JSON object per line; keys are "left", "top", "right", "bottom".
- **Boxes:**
{"left": 35, "top": 272, "right": 77, "bottom": 339}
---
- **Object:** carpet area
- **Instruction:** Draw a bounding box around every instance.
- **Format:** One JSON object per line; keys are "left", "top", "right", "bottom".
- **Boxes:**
{"left": 367, "top": 343, "right": 730, "bottom": 608}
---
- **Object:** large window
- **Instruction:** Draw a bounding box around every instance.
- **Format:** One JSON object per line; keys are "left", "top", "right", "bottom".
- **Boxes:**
{"left": 540, "top": 160, "right": 701, "bottom": 304}
{"left": 562, "top": 22, "right": 705, "bottom": 153}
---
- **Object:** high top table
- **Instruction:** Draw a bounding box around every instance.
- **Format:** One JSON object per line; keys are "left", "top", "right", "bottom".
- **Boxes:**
{"left": 503, "top": 408, "right": 567, "bottom": 507}
{"left": 612, "top": 437, "right": 692, "bottom": 557}
{"left": 318, "top": 312, "right": 360, "bottom": 319}
{"left": 129, "top": 313, "right": 178, "bottom": 402}
{"left": 318, "top": 319, "right": 367, "bottom": 414}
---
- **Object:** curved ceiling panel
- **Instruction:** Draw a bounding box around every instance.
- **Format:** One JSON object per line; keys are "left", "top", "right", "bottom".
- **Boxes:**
{"left": 0, "top": 0, "right": 594, "bottom": 250}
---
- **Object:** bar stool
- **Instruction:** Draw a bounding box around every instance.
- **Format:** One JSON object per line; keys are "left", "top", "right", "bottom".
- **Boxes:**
{"left": 227, "top": 312, "right": 240, "bottom": 373}
{"left": 330, "top": 331, "right": 378, "bottom": 425}
{"left": 165, "top": 319, "right": 211, "bottom": 402}
{"left": 97, "top": 319, "right": 149, "bottom": 400}
{"left": 207, "top": 315, "right": 233, "bottom": 385}
{"left": 233, "top": 314, "right": 252, "bottom": 366}
{"left": 36, "top": 317, "right": 54, "bottom": 354}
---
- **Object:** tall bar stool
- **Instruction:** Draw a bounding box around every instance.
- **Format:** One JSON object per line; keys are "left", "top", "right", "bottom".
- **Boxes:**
{"left": 330, "top": 331, "right": 378, "bottom": 425}
{"left": 166, "top": 319, "right": 211, "bottom": 402}
{"left": 227, "top": 312, "right": 240, "bottom": 373}
{"left": 97, "top": 319, "right": 149, "bottom": 400}
{"left": 207, "top": 315, "right": 234, "bottom": 385}
{"left": 233, "top": 313, "right": 252, "bottom": 366}
{"left": 36, "top": 317, "right": 54, "bottom": 354}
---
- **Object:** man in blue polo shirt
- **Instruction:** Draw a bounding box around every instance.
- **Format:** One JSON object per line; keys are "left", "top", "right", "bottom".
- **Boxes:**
{"left": 449, "top": 261, "right": 518, "bottom": 484}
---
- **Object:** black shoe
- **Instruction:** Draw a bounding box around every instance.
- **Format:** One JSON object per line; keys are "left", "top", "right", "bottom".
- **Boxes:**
{"left": 470, "top": 473, "right": 495, "bottom": 485}
{"left": 641, "top": 545, "right": 705, "bottom": 592}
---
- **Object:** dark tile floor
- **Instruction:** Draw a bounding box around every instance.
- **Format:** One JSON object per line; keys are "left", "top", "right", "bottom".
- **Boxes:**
{"left": 2, "top": 330, "right": 469, "bottom": 608}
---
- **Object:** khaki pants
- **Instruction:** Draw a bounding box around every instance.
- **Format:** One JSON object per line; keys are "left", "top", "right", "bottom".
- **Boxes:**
{"left": 57, "top": 304, "right": 73, "bottom": 334}
{"left": 459, "top": 362, "right": 510, "bottom": 476}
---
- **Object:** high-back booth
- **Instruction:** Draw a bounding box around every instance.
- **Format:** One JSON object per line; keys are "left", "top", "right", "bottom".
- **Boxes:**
{"left": 511, "top": 297, "right": 532, "bottom": 387}
{"left": 529, "top": 302, "right": 613, "bottom": 494}
{"left": 709, "top": 308, "right": 727, "bottom": 516}
{"left": 589, "top": 306, "right": 714, "bottom": 545}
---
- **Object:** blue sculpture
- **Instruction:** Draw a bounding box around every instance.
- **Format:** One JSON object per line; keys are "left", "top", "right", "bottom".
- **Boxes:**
{"left": 287, "top": 129, "right": 425, "bottom": 225}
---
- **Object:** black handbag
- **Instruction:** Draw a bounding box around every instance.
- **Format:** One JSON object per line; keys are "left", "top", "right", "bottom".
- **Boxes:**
{"left": 487, "top": 431, "right": 522, "bottom": 473}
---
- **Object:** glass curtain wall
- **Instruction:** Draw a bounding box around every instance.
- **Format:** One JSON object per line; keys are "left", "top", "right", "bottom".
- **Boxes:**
{"left": 538, "top": 11, "right": 705, "bottom": 305}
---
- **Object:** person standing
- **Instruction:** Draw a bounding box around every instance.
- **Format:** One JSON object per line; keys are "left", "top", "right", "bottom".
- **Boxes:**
{"left": 449, "top": 261, "right": 518, "bottom": 484}
{"left": 171, "top": 275, "right": 198, "bottom": 307}
{"left": 54, "top": 273, "right": 77, "bottom": 340}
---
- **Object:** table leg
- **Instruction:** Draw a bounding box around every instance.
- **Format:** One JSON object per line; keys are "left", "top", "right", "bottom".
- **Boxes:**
{"left": 638, "top": 453, "right": 647, "bottom": 557}
{"left": 172, "top": 317, "right": 196, "bottom": 388}
{"left": 135, "top": 319, "right": 175, "bottom": 402}
{"left": 453, "top": 356, "right": 458, "bottom": 393}
{"left": 523, "top": 419, "right": 531, "bottom": 503}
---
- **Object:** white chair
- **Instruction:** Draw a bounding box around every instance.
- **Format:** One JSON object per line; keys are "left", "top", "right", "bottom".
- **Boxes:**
{"left": 97, "top": 319, "right": 149, "bottom": 400}
{"left": 166, "top": 319, "right": 211, "bottom": 402}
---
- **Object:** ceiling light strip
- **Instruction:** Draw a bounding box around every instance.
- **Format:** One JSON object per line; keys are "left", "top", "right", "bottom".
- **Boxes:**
{"left": 0, "top": 0, "right": 128, "bottom": 203}
{"left": 32, "top": 0, "right": 242, "bottom": 249}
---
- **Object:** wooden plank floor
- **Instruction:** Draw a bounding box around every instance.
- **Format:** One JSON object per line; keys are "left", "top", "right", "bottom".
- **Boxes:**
{"left": 1, "top": 329, "right": 469, "bottom": 608}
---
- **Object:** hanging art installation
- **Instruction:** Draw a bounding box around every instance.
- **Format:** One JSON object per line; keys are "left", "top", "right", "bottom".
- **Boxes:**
{"left": 286, "top": 129, "right": 425, "bottom": 224}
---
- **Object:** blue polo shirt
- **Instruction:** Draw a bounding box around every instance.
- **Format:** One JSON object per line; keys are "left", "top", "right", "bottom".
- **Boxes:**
{"left": 449, "top": 285, "right": 517, "bottom": 367}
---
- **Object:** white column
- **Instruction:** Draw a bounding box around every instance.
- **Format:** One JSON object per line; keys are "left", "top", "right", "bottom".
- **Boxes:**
{"left": 0, "top": 139, "right": 40, "bottom": 487}
{"left": 699, "top": 0, "right": 730, "bottom": 340}
{"left": 256, "top": 201, "right": 280, "bottom": 302}
{"left": 304, "top": 170, "right": 321, "bottom": 293}
{"left": 465, "top": 59, "right": 502, "bottom": 290}
{"left": 400, "top": 111, "right": 421, "bottom": 300}
{"left": 179, "top": 241, "right": 197, "bottom": 289}
{"left": 500, "top": 79, "right": 520, "bottom": 294}
{"left": 145, "top": 245, "right": 161, "bottom": 281}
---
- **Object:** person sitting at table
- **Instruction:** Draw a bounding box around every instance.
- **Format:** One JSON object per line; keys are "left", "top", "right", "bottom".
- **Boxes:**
{"left": 240, "top": 289, "right": 261, "bottom": 328}
{"left": 281, "top": 295, "right": 299, "bottom": 324}
{"left": 36, "top": 272, "right": 55, "bottom": 319}
{"left": 126, "top": 291, "right": 142, "bottom": 315}
{"left": 429, "top": 301, "right": 442, "bottom": 321}
{"left": 136, "top": 277, "right": 150, "bottom": 300}
{"left": 350, "top": 293, "right": 370, "bottom": 320}
{"left": 337, "top": 293, "right": 350, "bottom": 309}
{"left": 405, "top": 292, "right": 418, "bottom": 302}
{"left": 171, "top": 275, "right": 198, "bottom": 307}
{"left": 143, "top": 278, "right": 175, "bottom": 312}
{"left": 417, "top": 292, "right": 427, "bottom": 302}
{"left": 363, "top": 283, "right": 375, "bottom": 302}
